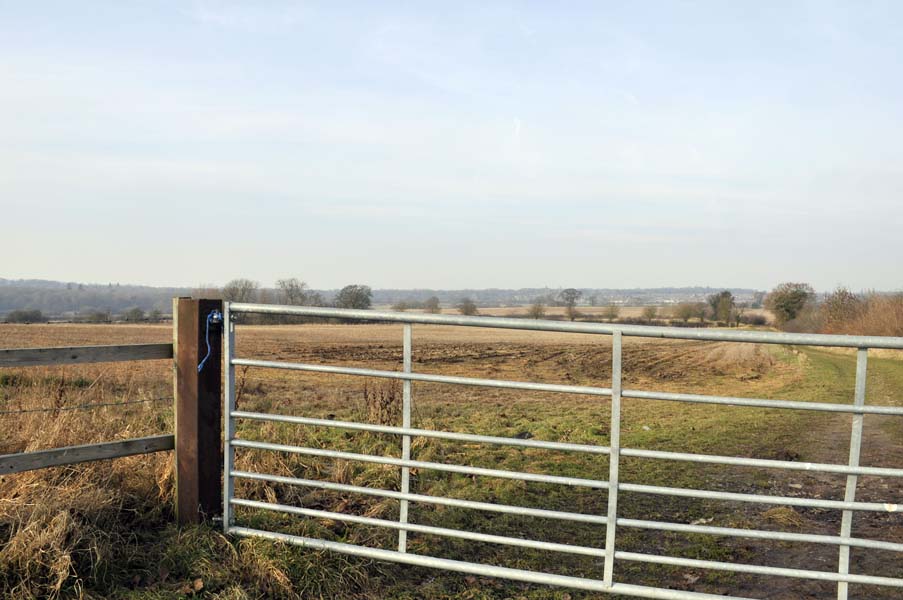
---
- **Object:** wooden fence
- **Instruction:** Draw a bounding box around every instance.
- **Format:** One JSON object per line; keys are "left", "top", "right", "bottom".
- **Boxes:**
{"left": 0, "top": 298, "right": 223, "bottom": 525}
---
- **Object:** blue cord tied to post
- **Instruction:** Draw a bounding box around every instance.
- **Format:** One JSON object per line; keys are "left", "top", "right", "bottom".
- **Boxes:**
{"left": 198, "top": 309, "right": 223, "bottom": 373}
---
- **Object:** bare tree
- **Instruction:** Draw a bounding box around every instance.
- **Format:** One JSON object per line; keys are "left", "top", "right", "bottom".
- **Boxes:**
{"left": 276, "top": 278, "right": 310, "bottom": 305}
{"left": 558, "top": 288, "right": 582, "bottom": 321}
{"left": 222, "top": 279, "right": 259, "bottom": 303}
{"left": 527, "top": 302, "right": 546, "bottom": 319}
{"left": 603, "top": 303, "right": 620, "bottom": 321}
{"left": 673, "top": 303, "right": 696, "bottom": 323}
{"left": 424, "top": 296, "right": 441, "bottom": 314}
{"left": 307, "top": 291, "right": 326, "bottom": 307}
{"left": 641, "top": 306, "right": 657, "bottom": 322}
{"left": 193, "top": 283, "right": 223, "bottom": 299}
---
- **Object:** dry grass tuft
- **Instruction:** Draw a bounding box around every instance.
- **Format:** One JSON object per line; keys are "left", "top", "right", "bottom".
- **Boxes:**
{"left": 363, "top": 380, "right": 402, "bottom": 427}
{"left": 761, "top": 506, "right": 805, "bottom": 528}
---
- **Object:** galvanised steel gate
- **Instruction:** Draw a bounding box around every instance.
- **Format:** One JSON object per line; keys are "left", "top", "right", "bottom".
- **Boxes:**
{"left": 222, "top": 302, "right": 903, "bottom": 600}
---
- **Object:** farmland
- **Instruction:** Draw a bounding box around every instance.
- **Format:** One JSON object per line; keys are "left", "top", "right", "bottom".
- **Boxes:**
{"left": 376, "top": 305, "right": 775, "bottom": 323}
{"left": 1, "top": 321, "right": 902, "bottom": 599}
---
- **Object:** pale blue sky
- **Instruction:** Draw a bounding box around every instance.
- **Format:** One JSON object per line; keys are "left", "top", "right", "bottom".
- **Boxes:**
{"left": 1, "top": 1, "right": 901, "bottom": 291}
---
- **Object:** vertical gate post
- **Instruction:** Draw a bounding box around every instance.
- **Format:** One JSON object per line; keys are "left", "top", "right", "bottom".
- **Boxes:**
{"left": 837, "top": 347, "right": 868, "bottom": 600}
{"left": 398, "top": 323, "right": 413, "bottom": 552}
{"left": 603, "top": 330, "right": 623, "bottom": 586}
{"left": 223, "top": 301, "right": 236, "bottom": 533}
{"left": 173, "top": 297, "right": 223, "bottom": 525}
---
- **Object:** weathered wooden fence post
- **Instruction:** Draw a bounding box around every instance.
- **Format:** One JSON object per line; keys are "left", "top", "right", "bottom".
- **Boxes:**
{"left": 173, "top": 297, "right": 223, "bottom": 525}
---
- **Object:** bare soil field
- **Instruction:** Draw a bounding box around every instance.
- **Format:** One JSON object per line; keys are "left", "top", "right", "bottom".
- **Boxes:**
{"left": 0, "top": 322, "right": 900, "bottom": 599}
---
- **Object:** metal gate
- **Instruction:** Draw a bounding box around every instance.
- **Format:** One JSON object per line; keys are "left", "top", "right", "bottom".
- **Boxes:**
{"left": 222, "top": 302, "right": 903, "bottom": 600}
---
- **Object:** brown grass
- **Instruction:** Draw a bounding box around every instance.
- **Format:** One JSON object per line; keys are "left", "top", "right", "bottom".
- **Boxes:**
{"left": 822, "top": 293, "right": 903, "bottom": 337}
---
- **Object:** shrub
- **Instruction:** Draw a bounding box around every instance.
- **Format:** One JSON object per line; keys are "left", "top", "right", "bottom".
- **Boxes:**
{"left": 821, "top": 287, "right": 863, "bottom": 331}
{"left": 739, "top": 314, "right": 768, "bottom": 326}
{"left": 121, "top": 307, "right": 146, "bottom": 322}
{"left": 456, "top": 298, "right": 478, "bottom": 316}
{"left": 4, "top": 309, "right": 47, "bottom": 323}
{"left": 821, "top": 293, "right": 903, "bottom": 337}
{"left": 527, "top": 302, "right": 546, "bottom": 319}
{"left": 765, "top": 283, "right": 815, "bottom": 326}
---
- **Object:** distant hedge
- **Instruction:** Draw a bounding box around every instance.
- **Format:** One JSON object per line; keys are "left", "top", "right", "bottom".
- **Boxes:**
{"left": 4, "top": 309, "right": 47, "bottom": 323}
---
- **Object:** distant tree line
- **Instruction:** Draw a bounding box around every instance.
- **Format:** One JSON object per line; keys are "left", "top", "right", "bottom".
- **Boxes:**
{"left": 4, "top": 309, "right": 48, "bottom": 323}
{"left": 391, "top": 296, "right": 441, "bottom": 313}
{"left": 0, "top": 279, "right": 767, "bottom": 320}
{"left": 214, "top": 278, "right": 374, "bottom": 323}
{"left": 18, "top": 277, "right": 894, "bottom": 336}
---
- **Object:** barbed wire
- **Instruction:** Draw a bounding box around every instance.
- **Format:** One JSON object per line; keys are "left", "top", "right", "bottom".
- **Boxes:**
{"left": 0, "top": 397, "right": 172, "bottom": 417}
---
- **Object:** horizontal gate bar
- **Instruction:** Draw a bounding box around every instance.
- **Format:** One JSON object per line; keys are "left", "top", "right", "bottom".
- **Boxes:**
{"left": 232, "top": 358, "right": 903, "bottom": 415}
{"left": 621, "top": 447, "right": 903, "bottom": 478}
{"left": 622, "top": 389, "right": 903, "bottom": 416}
{"left": 231, "top": 498, "right": 607, "bottom": 557}
{"left": 231, "top": 358, "right": 613, "bottom": 398}
{"left": 227, "top": 303, "right": 903, "bottom": 349}
{"left": 233, "top": 500, "right": 903, "bottom": 587}
{"left": 233, "top": 470, "right": 901, "bottom": 552}
{"left": 231, "top": 440, "right": 609, "bottom": 488}
{"left": 232, "top": 439, "right": 899, "bottom": 512}
{"left": 232, "top": 411, "right": 612, "bottom": 455}
{"left": 0, "top": 434, "right": 175, "bottom": 474}
{"left": 232, "top": 470, "right": 609, "bottom": 524}
{"left": 228, "top": 526, "right": 752, "bottom": 600}
{"left": 616, "top": 551, "right": 903, "bottom": 587}
{"left": 233, "top": 410, "right": 903, "bottom": 478}
{"left": 618, "top": 517, "right": 903, "bottom": 552}
{"left": 619, "top": 480, "right": 898, "bottom": 512}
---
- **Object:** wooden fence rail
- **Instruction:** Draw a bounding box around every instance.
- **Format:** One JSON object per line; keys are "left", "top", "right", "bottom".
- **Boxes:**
{"left": 0, "top": 343, "right": 173, "bottom": 367}
{"left": 0, "top": 435, "right": 175, "bottom": 475}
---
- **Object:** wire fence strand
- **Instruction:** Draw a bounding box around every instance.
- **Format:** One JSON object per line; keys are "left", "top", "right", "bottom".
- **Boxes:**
{"left": 0, "top": 397, "right": 172, "bottom": 416}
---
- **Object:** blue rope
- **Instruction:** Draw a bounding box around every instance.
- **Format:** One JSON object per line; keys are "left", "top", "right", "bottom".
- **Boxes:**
{"left": 198, "top": 309, "right": 223, "bottom": 373}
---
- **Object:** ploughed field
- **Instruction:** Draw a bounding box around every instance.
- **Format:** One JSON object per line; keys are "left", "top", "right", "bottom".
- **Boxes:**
{"left": 0, "top": 322, "right": 901, "bottom": 599}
